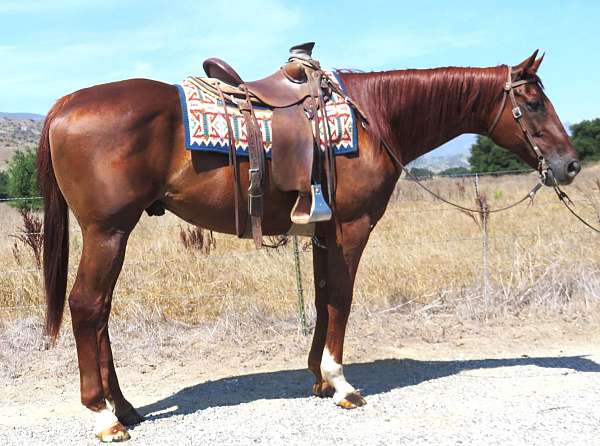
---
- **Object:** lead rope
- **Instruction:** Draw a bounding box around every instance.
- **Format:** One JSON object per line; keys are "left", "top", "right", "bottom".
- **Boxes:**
{"left": 380, "top": 138, "right": 543, "bottom": 214}
{"left": 552, "top": 182, "right": 600, "bottom": 233}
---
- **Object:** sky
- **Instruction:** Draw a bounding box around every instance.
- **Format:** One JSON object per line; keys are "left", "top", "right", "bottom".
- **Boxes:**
{"left": 1, "top": 0, "right": 598, "bottom": 155}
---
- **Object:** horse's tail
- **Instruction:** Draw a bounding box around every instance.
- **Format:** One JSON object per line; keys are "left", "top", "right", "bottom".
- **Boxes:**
{"left": 37, "top": 96, "right": 71, "bottom": 341}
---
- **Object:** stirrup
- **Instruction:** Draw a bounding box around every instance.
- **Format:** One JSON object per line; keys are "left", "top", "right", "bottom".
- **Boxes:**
{"left": 290, "top": 184, "right": 332, "bottom": 224}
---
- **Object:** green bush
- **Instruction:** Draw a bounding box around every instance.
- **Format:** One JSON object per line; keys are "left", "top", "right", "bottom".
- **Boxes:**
{"left": 6, "top": 149, "right": 42, "bottom": 211}
{"left": 571, "top": 119, "right": 600, "bottom": 162}
{"left": 439, "top": 167, "right": 471, "bottom": 176}
{"left": 408, "top": 167, "right": 434, "bottom": 178}
{"left": 468, "top": 136, "right": 531, "bottom": 173}
{"left": 0, "top": 170, "right": 8, "bottom": 199}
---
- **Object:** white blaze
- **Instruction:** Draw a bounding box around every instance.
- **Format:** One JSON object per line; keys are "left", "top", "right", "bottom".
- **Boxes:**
{"left": 320, "top": 347, "right": 356, "bottom": 404}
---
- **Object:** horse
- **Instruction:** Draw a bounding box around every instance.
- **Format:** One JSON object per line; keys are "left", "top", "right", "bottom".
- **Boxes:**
{"left": 37, "top": 50, "right": 579, "bottom": 441}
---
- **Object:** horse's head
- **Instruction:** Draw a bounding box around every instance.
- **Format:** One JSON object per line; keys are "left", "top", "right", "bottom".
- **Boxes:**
{"left": 488, "top": 51, "right": 579, "bottom": 185}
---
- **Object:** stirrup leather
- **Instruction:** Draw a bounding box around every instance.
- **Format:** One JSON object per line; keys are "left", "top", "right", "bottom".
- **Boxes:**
{"left": 290, "top": 184, "right": 332, "bottom": 224}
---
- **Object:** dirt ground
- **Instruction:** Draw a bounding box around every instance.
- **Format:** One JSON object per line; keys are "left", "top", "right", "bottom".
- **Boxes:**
{"left": 2, "top": 313, "right": 600, "bottom": 445}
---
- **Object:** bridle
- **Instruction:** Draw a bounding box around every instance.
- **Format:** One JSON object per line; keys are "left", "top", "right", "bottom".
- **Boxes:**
{"left": 487, "top": 66, "right": 550, "bottom": 183}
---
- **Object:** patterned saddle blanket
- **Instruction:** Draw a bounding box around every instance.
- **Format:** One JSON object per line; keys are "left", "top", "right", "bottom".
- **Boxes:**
{"left": 175, "top": 71, "right": 358, "bottom": 158}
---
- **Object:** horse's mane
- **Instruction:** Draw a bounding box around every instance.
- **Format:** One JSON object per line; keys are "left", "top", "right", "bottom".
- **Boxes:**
{"left": 340, "top": 65, "right": 507, "bottom": 160}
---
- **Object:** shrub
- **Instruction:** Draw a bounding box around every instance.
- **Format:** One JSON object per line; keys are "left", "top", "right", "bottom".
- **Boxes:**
{"left": 0, "top": 171, "right": 8, "bottom": 199}
{"left": 6, "top": 149, "right": 41, "bottom": 211}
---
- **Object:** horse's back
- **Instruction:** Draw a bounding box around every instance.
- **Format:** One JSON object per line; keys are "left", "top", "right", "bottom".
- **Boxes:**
{"left": 52, "top": 78, "right": 180, "bottom": 135}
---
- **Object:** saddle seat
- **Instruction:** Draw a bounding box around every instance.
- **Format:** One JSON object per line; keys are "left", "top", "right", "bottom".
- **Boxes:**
{"left": 202, "top": 48, "right": 316, "bottom": 108}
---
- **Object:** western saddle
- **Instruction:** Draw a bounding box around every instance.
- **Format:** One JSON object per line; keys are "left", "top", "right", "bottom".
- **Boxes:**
{"left": 198, "top": 42, "right": 354, "bottom": 248}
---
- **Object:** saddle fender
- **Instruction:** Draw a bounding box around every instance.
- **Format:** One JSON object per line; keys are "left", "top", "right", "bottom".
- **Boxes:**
{"left": 271, "top": 103, "right": 314, "bottom": 193}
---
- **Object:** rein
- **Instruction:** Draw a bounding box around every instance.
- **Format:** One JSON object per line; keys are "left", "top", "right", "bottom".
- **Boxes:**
{"left": 552, "top": 182, "right": 600, "bottom": 233}
{"left": 375, "top": 66, "right": 600, "bottom": 231}
{"left": 379, "top": 137, "right": 543, "bottom": 214}
{"left": 376, "top": 65, "right": 547, "bottom": 215}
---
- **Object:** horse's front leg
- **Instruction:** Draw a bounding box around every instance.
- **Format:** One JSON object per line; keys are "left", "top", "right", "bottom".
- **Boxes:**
{"left": 308, "top": 235, "right": 334, "bottom": 398}
{"left": 314, "top": 216, "right": 371, "bottom": 408}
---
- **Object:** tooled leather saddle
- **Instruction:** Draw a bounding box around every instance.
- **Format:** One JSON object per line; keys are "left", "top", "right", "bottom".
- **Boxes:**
{"left": 197, "top": 42, "right": 357, "bottom": 248}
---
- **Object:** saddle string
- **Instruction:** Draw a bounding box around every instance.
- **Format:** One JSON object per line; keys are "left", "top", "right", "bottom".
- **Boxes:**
{"left": 239, "top": 87, "right": 265, "bottom": 249}
{"left": 316, "top": 72, "right": 336, "bottom": 207}
{"left": 216, "top": 82, "right": 243, "bottom": 237}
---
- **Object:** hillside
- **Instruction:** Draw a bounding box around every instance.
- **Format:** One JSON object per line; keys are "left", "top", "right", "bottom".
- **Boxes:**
{"left": 0, "top": 117, "right": 43, "bottom": 168}
{"left": 0, "top": 112, "right": 44, "bottom": 120}
{"left": 409, "top": 152, "right": 470, "bottom": 173}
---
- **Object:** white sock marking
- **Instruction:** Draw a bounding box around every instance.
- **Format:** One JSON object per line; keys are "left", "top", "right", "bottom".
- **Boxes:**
{"left": 320, "top": 347, "right": 356, "bottom": 404}
{"left": 94, "top": 407, "right": 118, "bottom": 435}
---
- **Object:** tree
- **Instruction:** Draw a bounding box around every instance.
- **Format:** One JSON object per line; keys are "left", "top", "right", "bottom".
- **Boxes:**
{"left": 0, "top": 170, "right": 8, "bottom": 199}
{"left": 571, "top": 119, "right": 600, "bottom": 162}
{"left": 468, "top": 136, "right": 531, "bottom": 174}
{"left": 408, "top": 167, "right": 433, "bottom": 178}
{"left": 439, "top": 166, "right": 470, "bottom": 176}
{"left": 6, "top": 149, "right": 42, "bottom": 211}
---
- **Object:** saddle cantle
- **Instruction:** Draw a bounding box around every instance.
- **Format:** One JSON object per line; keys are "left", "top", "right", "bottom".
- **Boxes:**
{"left": 202, "top": 58, "right": 243, "bottom": 86}
{"left": 199, "top": 42, "right": 350, "bottom": 247}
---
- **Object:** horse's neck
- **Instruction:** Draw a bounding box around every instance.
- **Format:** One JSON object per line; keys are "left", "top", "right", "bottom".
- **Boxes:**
{"left": 343, "top": 66, "right": 504, "bottom": 163}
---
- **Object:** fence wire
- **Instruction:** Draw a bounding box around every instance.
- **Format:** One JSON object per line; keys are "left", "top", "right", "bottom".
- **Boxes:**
{"left": 2, "top": 181, "right": 600, "bottom": 313}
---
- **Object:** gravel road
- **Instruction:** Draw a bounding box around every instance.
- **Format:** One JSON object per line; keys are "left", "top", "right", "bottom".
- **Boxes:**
{"left": 2, "top": 319, "right": 600, "bottom": 445}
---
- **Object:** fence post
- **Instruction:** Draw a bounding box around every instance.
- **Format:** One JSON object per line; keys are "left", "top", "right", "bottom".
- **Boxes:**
{"left": 474, "top": 174, "right": 491, "bottom": 313}
{"left": 292, "top": 235, "right": 309, "bottom": 336}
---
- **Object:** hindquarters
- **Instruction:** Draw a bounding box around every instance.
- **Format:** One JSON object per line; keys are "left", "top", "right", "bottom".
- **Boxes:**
{"left": 48, "top": 78, "right": 182, "bottom": 226}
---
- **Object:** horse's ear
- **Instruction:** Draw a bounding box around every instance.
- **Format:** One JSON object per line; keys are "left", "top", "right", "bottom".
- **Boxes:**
{"left": 531, "top": 52, "right": 545, "bottom": 73}
{"left": 514, "top": 50, "right": 541, "bottom": 78}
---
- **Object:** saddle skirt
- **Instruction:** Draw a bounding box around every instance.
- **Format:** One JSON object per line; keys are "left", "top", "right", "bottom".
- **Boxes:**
{"left": 175, "top": 71, "right": 358, "bottom": 158}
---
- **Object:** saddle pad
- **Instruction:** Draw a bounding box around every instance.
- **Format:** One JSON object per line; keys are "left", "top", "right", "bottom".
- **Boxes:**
{"left": 175, "top": 71, "right": 358, "bottom": 157}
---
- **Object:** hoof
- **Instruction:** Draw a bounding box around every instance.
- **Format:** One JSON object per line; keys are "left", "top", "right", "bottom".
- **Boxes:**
{"left": 96, "top": 422, "right": 130, "bottom": 443}
{"left": 336, "top": 391, "right": 367, "bottom": 409}
{"left": 117, "top": 407, "right": 145, "bottom": 426}
{"left": 312, "top": 381, "right": 335, "bottom": 398}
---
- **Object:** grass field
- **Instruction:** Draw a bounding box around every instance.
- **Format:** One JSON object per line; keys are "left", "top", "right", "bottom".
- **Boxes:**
{"left": 2, "top": 164, "right": 600, "bottom": 332}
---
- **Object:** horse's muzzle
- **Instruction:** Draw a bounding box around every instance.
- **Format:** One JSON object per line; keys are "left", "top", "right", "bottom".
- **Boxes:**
{"left": 545, "top": 157, "right": 581, "bottom": 186}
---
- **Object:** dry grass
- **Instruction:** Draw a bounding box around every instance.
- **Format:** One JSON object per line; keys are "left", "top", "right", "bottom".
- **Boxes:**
{"left": 2, "top": 165, "right": 600, "bottom": 335}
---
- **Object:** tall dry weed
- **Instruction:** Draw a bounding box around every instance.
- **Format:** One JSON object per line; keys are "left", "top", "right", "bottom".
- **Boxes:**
{"left": 1, "top": 165, "right": 600, "bottom": 330}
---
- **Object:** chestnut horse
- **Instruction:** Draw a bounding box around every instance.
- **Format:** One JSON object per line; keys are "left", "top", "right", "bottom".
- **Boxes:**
{"left": 38, "top": 51, "right": 579, "bottom": 441}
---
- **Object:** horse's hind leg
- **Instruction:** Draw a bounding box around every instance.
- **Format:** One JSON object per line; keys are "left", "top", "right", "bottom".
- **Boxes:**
{"left": 98, "top": 317, "right": 144, "bottom": 426}
{"left": 69, "top": 225, "right": 137, "bottom": 442}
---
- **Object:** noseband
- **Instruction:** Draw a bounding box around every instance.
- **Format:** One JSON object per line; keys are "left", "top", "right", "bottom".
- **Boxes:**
{"left": 488, "top": 66, "right": 549, "bottom": 181}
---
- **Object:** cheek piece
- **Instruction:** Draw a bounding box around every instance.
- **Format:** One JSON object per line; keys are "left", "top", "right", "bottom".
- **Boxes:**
{"left": 487, "top": 66, "right": 549, "bottom": 182}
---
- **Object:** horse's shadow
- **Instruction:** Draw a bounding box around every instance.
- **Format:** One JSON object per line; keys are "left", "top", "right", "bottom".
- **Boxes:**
{"left": 137, "top": 355, "right": 600, "bottom": 422}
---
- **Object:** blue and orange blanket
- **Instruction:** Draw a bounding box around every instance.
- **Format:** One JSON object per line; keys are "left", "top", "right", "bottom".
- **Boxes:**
{"left": 175, "top": 71, "right": 358, "bottom": 158}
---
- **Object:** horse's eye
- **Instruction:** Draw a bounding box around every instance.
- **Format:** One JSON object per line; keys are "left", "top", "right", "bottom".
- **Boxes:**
{"left": 526, "top": 100, "right": 543, "bottom": 112}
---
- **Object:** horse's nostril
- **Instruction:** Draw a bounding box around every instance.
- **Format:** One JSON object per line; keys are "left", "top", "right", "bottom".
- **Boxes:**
{"left": 567, "top": 160, "right": 581, "bottom": 177}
